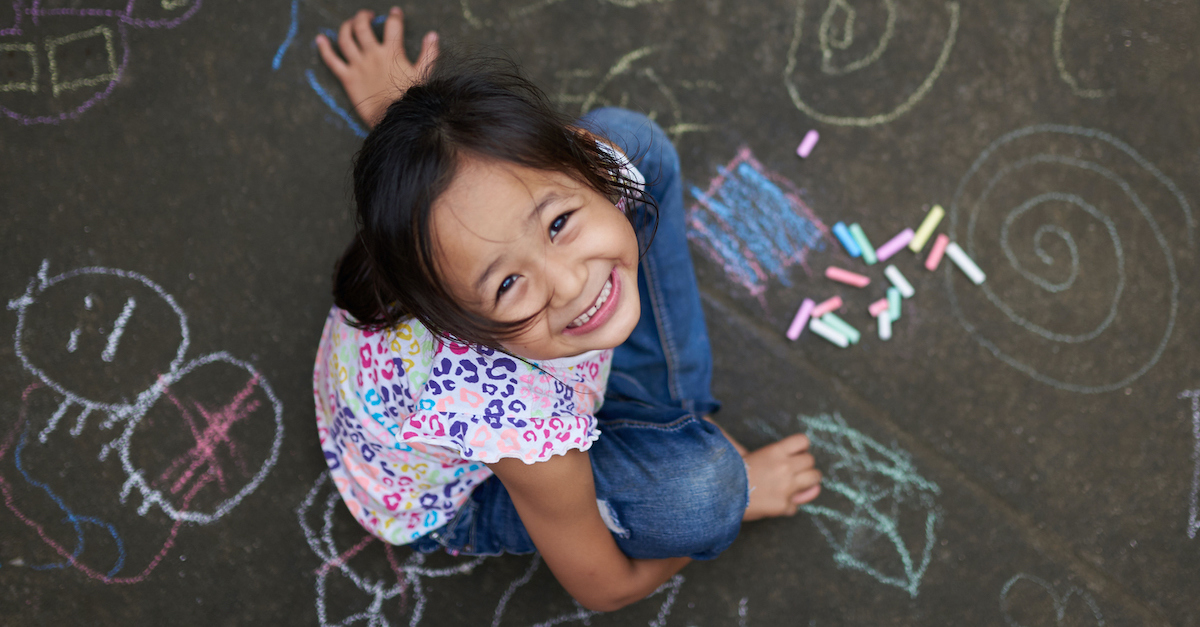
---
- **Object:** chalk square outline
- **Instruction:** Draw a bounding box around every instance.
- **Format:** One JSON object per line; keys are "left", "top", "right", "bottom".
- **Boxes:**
{"left": 0, "top": 43, "right": 38, "bottom": 93}
{"left": 45, "top": 25, "right": 118, "bottom": 97}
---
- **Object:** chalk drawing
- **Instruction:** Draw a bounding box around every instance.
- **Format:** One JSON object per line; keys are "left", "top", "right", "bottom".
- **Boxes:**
{"left": 783, "top": 0, "right": 959, "bottom": 126}
{"left": 0, "top": 0, "right": 201, "bottom": 124}
{"left": 555, "top": 46, "right": 711, "bottom": 141}
{"left": 686, "top": 147, "right": 830, "bottom": 305}
{"left": 1053, "top": 0, "right": 1107, "bottom": 99}
{"left": 999, "top": 573, "right": 1105, "bottom": 627}
{"left": 1180, "top": 390, "right": 1200, "bottom": 539}
{"left": 458, "top": 0, "right": 669, "bottom": 27}
{"left": 799, "top": 413, "right": 941, "bottom": 597}
{"left": 1, "top": 260, "right": 283, "bottom": 582}
{"left": 947, "top": 125, "right": 1195, "bottom": 393}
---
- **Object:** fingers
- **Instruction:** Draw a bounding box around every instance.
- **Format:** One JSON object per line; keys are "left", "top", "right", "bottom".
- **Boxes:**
{"left": 416, "top": 31, "right": 439, "bottom": 74}
{"left": 352, "top": 10, "right": 379, "bottom": 51}
{"left": 337, "top": 16, "right": 360, "bottom": 62}
{"left": 792, "top": 483, "right": 822, "bottom": 505}
{"left": 383, "top": 6, "right": 403, "bottom": 45}
{"left": 315, "top": 35, "right": 349, "bottom": 78}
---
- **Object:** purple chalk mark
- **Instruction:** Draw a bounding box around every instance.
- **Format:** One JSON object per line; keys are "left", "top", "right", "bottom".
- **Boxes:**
{"left": 797, "top": 129, "right": 819, "bottom": 158}
{"left": 875, "top": 228, "right": 914, "bottom": 262}
{"left": 787, "top": 298, "right": 815, "bottom": 341}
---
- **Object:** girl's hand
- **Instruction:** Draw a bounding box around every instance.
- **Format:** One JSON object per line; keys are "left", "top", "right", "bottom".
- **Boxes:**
{"left": 316, "top": 7, "right": 439, "bottom": 129}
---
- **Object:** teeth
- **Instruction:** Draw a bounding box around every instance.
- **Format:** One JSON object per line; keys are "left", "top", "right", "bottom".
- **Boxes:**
{"left": 568, "top": 278, "right": 612, "bottom": 329}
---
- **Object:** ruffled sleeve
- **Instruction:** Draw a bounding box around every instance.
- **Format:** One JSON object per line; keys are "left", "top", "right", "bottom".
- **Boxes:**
{"left": 400, "top": 409, "right": 600, "bottom": 464}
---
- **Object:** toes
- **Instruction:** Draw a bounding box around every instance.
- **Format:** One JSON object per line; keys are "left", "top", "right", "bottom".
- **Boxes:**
{"left": 792, "top": 484, "right": 822, "bottom": 505}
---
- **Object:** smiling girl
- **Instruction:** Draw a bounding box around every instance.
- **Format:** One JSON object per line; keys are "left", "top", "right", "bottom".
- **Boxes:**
{"left": 312, "top": 7, "right": 822, "bottom": 612}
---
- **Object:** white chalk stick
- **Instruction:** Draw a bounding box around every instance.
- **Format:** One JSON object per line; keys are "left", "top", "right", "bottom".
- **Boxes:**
{"left": 884, "top": 265, "right": 915, "bottom": 298}
{"left": 809, "top": 318, "right": 849, "bottom": 348}
{"left": 945, "top": 242, "right": 986, "bottom": 285}
{"left": 877, "top": 307, "right": 892, "bottom": 341}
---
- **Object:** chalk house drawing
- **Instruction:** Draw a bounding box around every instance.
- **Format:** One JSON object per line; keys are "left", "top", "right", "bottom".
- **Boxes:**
{"left": 687, "top": 147, "right": 830, "bottom": 306}
{"left": 2, "top": 260, "right": 283, "bottom": 583}
{"left": 0, "top": 0, "right": 201, "bottom": 124}
{"left": 299, "top": 470, "right": 712, "bottom": 627}
{"left": 783, "top": 0, "right": 959, "bottom": 126}
{"left": 799, "top": 413, "right": 941, "bottom": 598}
{"left": 1179, "top": 389, "right": 1200, "bottom": 539}
{"left": 947, "top": 125, "right": 1195, "bottom": 394}
{"left": 999, "top": 573, "right": 1105, "bottom": 627}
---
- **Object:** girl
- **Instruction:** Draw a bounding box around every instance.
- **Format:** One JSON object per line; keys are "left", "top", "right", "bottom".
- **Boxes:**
{"left": 312, "top": 8, "right": 822, "bottom": 612}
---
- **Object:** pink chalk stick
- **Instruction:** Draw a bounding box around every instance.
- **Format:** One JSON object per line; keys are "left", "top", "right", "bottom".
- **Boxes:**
{"left": 925, "top": 234, "right": 950, "bottom": 271}
{"left": 811, "top": 296, "right": 843, "bottom": 318}
{"left": 796, "top": 130, "right": 819, "bottom": 158}
{"left": 786, "top": 298, "right": 816, "bottom": 341}
{"left": 824, "top": 266, "right": 871, "bottom": 288}
{"left": 869, "top": 298, "right": 890, "bottom": 317}
{"left": 875, "top": 228, "right": 915, "bottom": 262}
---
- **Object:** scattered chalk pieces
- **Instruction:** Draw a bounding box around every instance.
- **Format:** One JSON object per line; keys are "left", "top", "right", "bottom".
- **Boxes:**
{"left": 884, "top": 265, "right": 914, "bottom": 298}
{"left": 832, "top": 222, "right": 862, "bottom": 258}
{"left": 888, "top": 287, "right": 901, "bottom": 322}
{"left": 786, "top": 298, "right": 815, "bottom": 341}
{"left": 809, "top": 318, "right": 849, "bottom": 347}
{"left": 909, "top": 205, "right": 945, "bottom": 253}
{"left": 811, "top": 296, "right": 843, "bottom": 318}
{"left": 925, "top": 234, "right": 950, "bottom": 271}
{"left": 797, "top": 130, "right": 820, "bottom": 158}
{"left": 946, "top": 242, "right": 986, "bottom": 285}
{"left": 877, "top": 307, "right": 892, "bottom": 341}
{"left": 821, "top": 313, "right": 861, "bottom": 344}
{"left": 825, "top": 266, "right": 871, "bottom": 288}
{"left": 848, "top": 223, "right": 877, "bottom": 265}
{"left": 868, "top": 298, "right": 890, "bottom": 318}
{"left": 875, "top": 228, "right": 914, "bottom": 262}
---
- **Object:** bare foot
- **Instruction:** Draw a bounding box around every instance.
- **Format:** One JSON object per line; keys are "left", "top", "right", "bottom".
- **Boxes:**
{"left": 315, "top": 7, "right": 439, "bottom": 129}
{"left": 742, "top": 433, "right": 822, "bottom": 521}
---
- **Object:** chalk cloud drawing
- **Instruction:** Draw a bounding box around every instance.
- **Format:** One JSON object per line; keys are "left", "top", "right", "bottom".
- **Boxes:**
{"left": 0, "top": 0, "right": 201, "bottom": 124}
{"left": 999, "top": 573, "right": 1105, "bottom": 627}
{"left": 686, "top": 146, "right": 830, "bottom": 306}
{"left": 1053, "top": 0, "right": 1108, "bottom": 99}
{"left": 783, "top": 0, "right": 959, "bottom": 126}
{"left": 1180, "top": 389, "right": 1200, "bottom": 539}
{"left": 799, "top": 413, "right": 941, "bottom": 597}
{"left": 1, "top": 260, "right": 283, "bottom": 582}
{"left": 947, "top": 125, "right": 1195, "bottom": 394}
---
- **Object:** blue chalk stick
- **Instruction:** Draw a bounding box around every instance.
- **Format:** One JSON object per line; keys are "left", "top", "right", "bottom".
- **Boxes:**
{"left": 833, "top": 222, "right": 862, "bottom": 258}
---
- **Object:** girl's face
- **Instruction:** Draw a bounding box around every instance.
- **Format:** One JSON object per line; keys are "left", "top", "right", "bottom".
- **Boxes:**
{"left": 431, "top": 155, "right": 641, "bottom": 361}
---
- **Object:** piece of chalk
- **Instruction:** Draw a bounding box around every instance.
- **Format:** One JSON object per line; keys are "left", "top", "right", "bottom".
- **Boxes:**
{"left": 796, "top": 130, "right": 820, "bottom": 158}
{"left": 848, "top": 223, "right": 877, "bottom": 265}
{"left": 884, "top": 265, "right": 914, "bottom": 298}
{"left": 925, "top": 234, "right": 950, "bottom": 271}
{"left": 832, "top": 222, "right": 862, "bottom": 257}
{"left": 821, "top": 313, "right": 861, "bottom": 344}
{"left": 868, "top": 298, "right": 890, "bottom": 318}
{"left": 809, "top": 318, "right": 849, "bottom": 348}
{"left": 811, "top": 296, "right": 843, "bottom": 318}
{"left": 877, "top": 306, "right": 892, "bottom": 341}
{"left": 875, "top": 228, "right": 914, "bottom": 262}
{"left": 910, "top": 205, "right": 945, "bottom": 252}
{"left": 825, "top": 266, "right": 871, "bottom": 288}
{"left": 786, "top": 298, "right": 815, "bottom": 341}
{"left": 946, "top": 242, "right": 986, "bottom": 285}
{"left": 888, "top": 287, "right": 901, "bottom": 321}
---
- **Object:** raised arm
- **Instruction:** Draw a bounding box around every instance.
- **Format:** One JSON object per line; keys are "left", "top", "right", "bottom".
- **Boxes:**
{"left": 486, "top": 450, "right": 690, "bottom": 612}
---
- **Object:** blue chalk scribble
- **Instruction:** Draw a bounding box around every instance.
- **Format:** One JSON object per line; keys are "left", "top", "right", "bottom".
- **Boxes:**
{"left": 799, "top": 413, "right": 941, "bottom": 597}
{"left": 687, "top": 147, "right": 828, "bottom": 304}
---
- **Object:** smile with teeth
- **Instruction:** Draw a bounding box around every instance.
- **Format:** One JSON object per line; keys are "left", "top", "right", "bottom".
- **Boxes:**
{"left": 567, "top": 278, "right": 613, "bottom": 329}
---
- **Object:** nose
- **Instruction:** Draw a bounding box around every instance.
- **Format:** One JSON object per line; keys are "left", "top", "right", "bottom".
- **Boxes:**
{"left": 547, "top": 248, "right": 589, "bottom": 309}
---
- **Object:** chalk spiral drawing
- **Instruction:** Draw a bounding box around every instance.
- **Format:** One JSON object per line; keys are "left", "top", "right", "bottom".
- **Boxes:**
{"left": 1, "top": 260, "right": 283, "bottom": 582}
{"left": 947, "top": 125, "right": 1195, "bottom": 394}
{"left": 783, "top": 0, "right": 959, "bottom": 126}
{"left": 1179, "top": 389, "right": 1200, "bottom": 539}
{"left": 687, "top": 147, "right": 830, "bottom": 305}
{"left": 799, "top": 413, "right": 941, "bottom": 598}
{"left": 554, "top": 46, "right": 711, "bottom": 142}
{"left": 0, "top": 0, "right": 201, "bottom": 124}
{"left": 1053, "top": 0, "right": 1107, "bottom": 99}
{"left": 999, "top": 573, "right": 1105, "bottom": 627}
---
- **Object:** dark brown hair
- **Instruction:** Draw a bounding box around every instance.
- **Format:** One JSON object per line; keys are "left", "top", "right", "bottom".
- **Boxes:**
{"left": 333, "top": 55, "right": 655, "bottom": 348}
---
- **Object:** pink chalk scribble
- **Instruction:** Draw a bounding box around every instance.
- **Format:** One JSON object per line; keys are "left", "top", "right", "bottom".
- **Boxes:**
{"left": 156, "top": 375, "right": 261, "bottom": 499}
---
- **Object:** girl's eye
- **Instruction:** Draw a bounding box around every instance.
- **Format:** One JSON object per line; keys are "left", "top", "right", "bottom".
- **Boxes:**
{"left": 497, "top": 275, "right": 518, "bottom": 300}
{"left": 549, "top": 212, "right": 573, "bottom": 239}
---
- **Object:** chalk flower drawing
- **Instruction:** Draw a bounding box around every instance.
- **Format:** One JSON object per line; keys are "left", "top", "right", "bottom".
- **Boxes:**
{"left": 687, "top": 147, "right": 829, "bottom": 305}
{"left": 947, "top": 125, "right": 1194, "bottom": 394}
{"left": 799, "top": 413, "right": 940, "bottom": 597}
{"left": 0, "top": 0, "right": 201, "bottom": 124}
{"left": 2, "top": 261, "right": 283, "bottom": 582}
{"left": 999, "top": 573, "right": 1105, "bottom": 627}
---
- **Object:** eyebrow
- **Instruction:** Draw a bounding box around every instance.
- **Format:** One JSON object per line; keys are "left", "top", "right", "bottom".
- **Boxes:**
{"left": 472, "top": 191, "right": 569, "bottom": 298}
